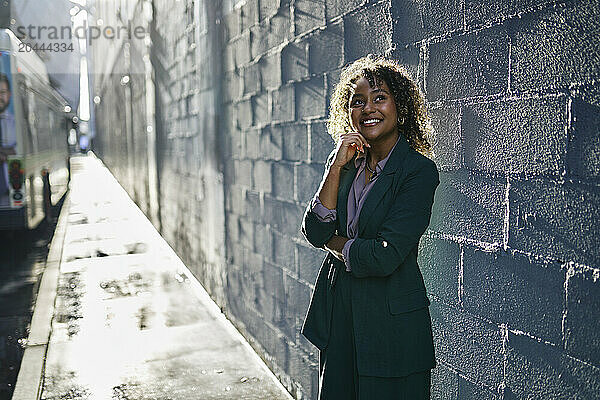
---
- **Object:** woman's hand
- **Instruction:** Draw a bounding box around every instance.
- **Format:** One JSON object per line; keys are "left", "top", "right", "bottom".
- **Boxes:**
{"left": 332, "top": 132, "right": 370, "bottom": 168}
{"left": 325, "top": 235, "right": 349, "bottom": 262}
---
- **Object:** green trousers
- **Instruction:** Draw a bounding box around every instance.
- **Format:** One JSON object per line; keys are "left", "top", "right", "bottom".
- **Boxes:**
{"left": 319, "top": 269, "right": 431, "bottom": 400}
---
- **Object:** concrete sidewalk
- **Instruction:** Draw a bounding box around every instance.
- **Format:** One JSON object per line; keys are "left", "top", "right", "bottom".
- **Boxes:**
{"left": 13, "top": 155, "right": 293, "bottom": 400}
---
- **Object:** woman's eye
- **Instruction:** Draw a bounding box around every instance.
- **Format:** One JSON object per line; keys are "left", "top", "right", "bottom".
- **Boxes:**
{"left": 375, "top": 95, "right": 386, "bottom": 102}
{"left": 351, "top": 99, "right": 364, "bottom": 107}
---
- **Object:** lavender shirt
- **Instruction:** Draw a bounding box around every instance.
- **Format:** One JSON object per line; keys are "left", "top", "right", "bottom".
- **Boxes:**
{"left": 311, "top": 138, "right": 400, "bottom": 272}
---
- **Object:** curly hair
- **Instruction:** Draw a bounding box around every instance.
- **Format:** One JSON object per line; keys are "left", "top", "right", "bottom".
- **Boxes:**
{"left": 327, "top": 55, "right": 433, "bottom": 156}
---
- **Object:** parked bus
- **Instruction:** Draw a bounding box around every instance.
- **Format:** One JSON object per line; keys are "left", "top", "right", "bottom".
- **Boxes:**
{"left": 0, "top": 29, "right": 73, "bottom": 230}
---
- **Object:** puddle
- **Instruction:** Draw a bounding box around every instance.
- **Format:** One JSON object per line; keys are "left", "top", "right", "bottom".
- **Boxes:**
{"left": 42, "top": 377, "right": 91, "bottom": 400}
{"left": 100, "top": 271, "right": 152, "bottom": 299}
{"left": 55, "top": 273, "right": 84, "bottom": 338}
{"left": 136, "top": 305, "right": 155, "bottom": 330}
{"left": 66, "top": 242, "right": 149, "bottom": 262}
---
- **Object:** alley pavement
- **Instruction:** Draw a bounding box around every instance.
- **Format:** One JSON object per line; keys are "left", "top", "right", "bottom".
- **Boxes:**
{"left": 13, "top": 155, "right": 292, "bottom": 400}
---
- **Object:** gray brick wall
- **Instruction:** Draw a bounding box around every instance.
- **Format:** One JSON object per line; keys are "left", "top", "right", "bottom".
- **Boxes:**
{"left": 92, "top": 0, "right": 599, "bottom": 398}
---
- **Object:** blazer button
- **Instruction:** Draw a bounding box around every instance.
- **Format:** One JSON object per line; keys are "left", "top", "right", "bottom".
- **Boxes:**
{"left": 382, "top": 240, "right": 388, "bottom": 248}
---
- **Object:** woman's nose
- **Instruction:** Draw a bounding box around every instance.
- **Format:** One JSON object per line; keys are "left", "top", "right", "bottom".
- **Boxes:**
{"left": 363, "top": 99, "right": 375, "bottom": 112}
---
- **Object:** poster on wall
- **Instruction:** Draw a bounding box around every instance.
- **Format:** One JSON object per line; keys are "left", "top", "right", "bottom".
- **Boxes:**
{"left": 0, "top": 50, "right": 15, "bottom": 206}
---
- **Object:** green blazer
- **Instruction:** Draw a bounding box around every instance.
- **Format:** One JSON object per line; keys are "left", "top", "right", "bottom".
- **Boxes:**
{"left": 301, "top": 136, "right": 439, "bottom": 377}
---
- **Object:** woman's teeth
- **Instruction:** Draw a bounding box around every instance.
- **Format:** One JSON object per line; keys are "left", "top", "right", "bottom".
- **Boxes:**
{"left": 362, "top": 119, "right": 381, "bottom": 126}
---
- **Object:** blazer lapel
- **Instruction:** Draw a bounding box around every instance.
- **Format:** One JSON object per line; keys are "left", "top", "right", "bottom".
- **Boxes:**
{"left": 337, "top": 161, "right": 357, "bottom": 237}
{"left": 357, "top": 137, "right": 411, "bottom": 236}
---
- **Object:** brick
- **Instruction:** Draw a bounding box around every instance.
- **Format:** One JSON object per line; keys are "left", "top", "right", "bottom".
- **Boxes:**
{"left": 260, "top": 124, "right": 284, "bottom": 160}
{"left": 509, "top": 0, "right": 556, "bottom": 15}
{"left": 227, "top": 184, "right": 246, "bottom": 214}
{"left": 239, "top": 216, "right": 255, "bottom": 249}
{"left": 284, "top": 274, "right": 311, "bottom": 320}
{"left": 223, "top": 7, "right": 242, "bottom": 40}
{"left": 510, "top": 0, "right": 600, "bottom": 92}
{"left": 282, "top": 122, "right": 309, "bottom": 161}
{"left": 293, "top": 0, "right": 325, "bottom": 36}
{"left": 325, "top": 68, "right": 341, "bottom": 108}
{"left": 262, "top": 261, "right": 286, "bottom": 324}
{"left": 462, "top": 96, "right": 567, "bottom": 176}
{"left": 259, "top": 0, "right": 281, "bottom": 21}
{"left": 325, "top": 0, "right": 364, "bottom": 21}
{"left": 272, "top": 228, "right": 296, "bottom": 269}
{"left": 565, "top": 266, "right": 600, "bottom": 367}
{"left": 223, "top": 103, "right": 236, "bottom": 133}
{"left": 430, "top": 171, "right": 506, "bottom": 244}
{"left": 265, "top": 195, "right": 304, "bottom": 238}
{"left": 508, "top": 179, "right": 600, "bottom": 267}
{"left": 244, "top": 247, "right": 263, "bottom": 276}
{"left": 251, "top": 91, "right": 270, "bottom": 126}
{"left": 568, "top": 96, "right": 600, "bottom": 180}
{"left": 260, "top": 51, "right": 282, "bottom": 90}
{"left": 463, "top": 248, "right": 565, "bottom": 343}
{"left": 234, "top": 159, "right": 253, "bottom": 186}
{"left": 234, "top": 30, "right": 252, "bottom": 66}
{"left": 245, "top": 189, "right": 262, "bottom": 222}
{"left": 272, "top": 84, "right": 296, "bottom": 122}
{"left": 282, "top": 40, "right": 309, "bottom": 82}
{"left": 391, "top": 0, "right": 463, "bottom": 44}
{"left": 296, "top": 75, "right": 327, "bottom": 120}
{"left": 506, "top": 331, "right": 600, "bottom": 400}
{"left": 458, "top": 377, "right": 501, "bottom": 400}
{"left": 431, "top": 362, "right": 459, "bottom": 400}
{"left": 308, "top": 20, "right": 344, "bottom": 75}
{"left": 268, "top": 8, "right": 293, "bottom": 49}
{"left": 254, "top": 223, "right": 273, "bottom": 260}
{"left": 309, "top": 120, "right": 335, "bottom": 163}
{"left": 243, "top": 62, "right": 262, "bottom": 95}
{"left": 429, "top": 104, "right": 461, "bottom": 171}
{"left": 252, "top": 160, "right": 272, "bottom": 193}
{"left": 464, "top": 0, "right": 510, "bottom": 28}
{"left": 272, "top": 161, "right": 295, "bottom": 199}
{"left": 241, "top": 0, "right": 259, "bottom": 31}
{"left": 244, "top": 248, "right": 264, "bottom": 289}
{"left": 418, "top": 236, "right": 460, "bottom": 305}
{"left": 243, "top": 127, "right": 261, "bottom": 159}
{"left": 296, "top": 243, "right": 325, "bottom": 284}
{"left": 227, "top": 213, "right": 240, "bottom": 243}
{"left": 389, "top": 44, "right": 422, "bottom": 91}
{"left": 235, "top": 98, "right": 253, "bottom": 129}
{"left": 427, "top": 26, "right": 509, "bottom": 101}
{"left": 343, "top": 1, "right": 392, "bottom": 63}
{"left": 294, "top": 162, "right": 323, "bottom": 204}
{"left": 430, "top": 302, "right": 504, "bottom": 388}
{"left": 250, "top": 21, "right": 270, "bottom": 58}
{"left": 226, "top": 264, "right": 248, "bottom": 314}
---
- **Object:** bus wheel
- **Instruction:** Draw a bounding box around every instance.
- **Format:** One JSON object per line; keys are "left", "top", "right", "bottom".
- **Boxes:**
{"left": 42, "top": 169, "right": 52, "bottom": 223}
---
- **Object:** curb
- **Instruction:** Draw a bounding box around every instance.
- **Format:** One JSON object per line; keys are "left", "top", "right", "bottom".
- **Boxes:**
{"left": 12, "top": 193, "right": 70, "bottom": 400}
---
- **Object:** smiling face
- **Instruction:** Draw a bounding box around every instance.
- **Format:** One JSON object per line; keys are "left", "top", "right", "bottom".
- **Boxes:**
{"left": 0, "top": 81, "right": 11, "bottom": 113}
{"left": 348, "top": 76, "right": 399, "bottom": 146}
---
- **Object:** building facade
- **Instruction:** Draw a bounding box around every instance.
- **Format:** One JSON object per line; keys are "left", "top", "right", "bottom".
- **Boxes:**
{"left": 92, "top": 0, "right": 600, "bottom": 398}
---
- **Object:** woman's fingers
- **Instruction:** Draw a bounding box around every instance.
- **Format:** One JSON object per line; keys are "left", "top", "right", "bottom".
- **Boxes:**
{"left": 332, "top": 132, "right": 370, "bottom": 167}
{"left": 341, "top": 132, "right": 369, "bottom": 151}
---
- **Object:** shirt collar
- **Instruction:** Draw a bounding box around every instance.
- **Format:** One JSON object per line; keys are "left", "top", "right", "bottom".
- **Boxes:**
{"left": 354, "top": 136, "right": 401, "bottom": 173}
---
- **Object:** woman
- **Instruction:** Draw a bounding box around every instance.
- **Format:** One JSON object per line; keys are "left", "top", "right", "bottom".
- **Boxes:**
{"left": 301, "top": 56, "right": 439, "bottom": 399}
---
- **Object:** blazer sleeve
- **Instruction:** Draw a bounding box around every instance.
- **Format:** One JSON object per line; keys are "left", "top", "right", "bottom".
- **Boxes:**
{"left": 301, "top": 149, "right": 338, "bottom": 249}
{"left": 348, "top": 159, "right": 439, "bottom": 278}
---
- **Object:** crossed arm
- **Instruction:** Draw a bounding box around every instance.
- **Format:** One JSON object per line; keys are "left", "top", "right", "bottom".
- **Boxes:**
{"left": 302, "top": 160, "right": 439, "bottom": 278}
